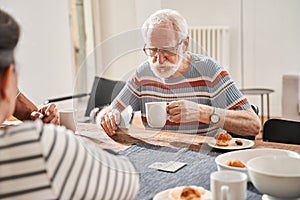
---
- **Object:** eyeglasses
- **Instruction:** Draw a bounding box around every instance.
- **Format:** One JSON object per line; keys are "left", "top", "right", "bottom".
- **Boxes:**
{"left": 143, "top": 40, "right": 184, "bottom": 57}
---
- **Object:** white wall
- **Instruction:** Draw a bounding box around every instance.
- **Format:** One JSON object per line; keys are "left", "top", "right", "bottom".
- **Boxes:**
{"left": 92, "top": 0, "right": 139, "bottom": 80}
{"left": 0, "top": 0, "right": 75, "bottom": 107}
{"left": 243, "top": 0, "right": 300, "bottom": 116}
{"left": 92, "top": 0, "right": 161, "bottom": 81}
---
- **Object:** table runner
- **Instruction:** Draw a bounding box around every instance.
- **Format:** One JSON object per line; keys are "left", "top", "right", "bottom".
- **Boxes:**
{"left": 118, "top": 143, "right": 261, "bottom": 200}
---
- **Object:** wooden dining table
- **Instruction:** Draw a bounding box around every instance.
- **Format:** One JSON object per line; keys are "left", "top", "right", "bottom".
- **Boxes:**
{"left": 77, "top": 122, "right": 300, "bottom": 154}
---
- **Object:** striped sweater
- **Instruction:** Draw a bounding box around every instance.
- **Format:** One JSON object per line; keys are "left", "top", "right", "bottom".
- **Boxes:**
{"left": 0, "top": 120, "right": 139, "bottom": 200}
{"left": 112, "top": 53, "right": 250, "bottom": 134}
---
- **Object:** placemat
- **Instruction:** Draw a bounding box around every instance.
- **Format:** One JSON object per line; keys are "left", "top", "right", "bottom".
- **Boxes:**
{"left": 118, "top": 143, "right": 261, "bottom": 200}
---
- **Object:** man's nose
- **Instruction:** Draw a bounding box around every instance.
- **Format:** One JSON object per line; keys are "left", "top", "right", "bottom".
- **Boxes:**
{"left": 156, "top": 51, "right": 167, "bottom": 64}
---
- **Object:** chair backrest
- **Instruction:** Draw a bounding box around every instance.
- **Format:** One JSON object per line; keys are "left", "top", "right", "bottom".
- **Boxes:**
{"left": 251, "top": 104, "right": 259, "bottom": 115}
{"left": 263, "top": 118, "right": 300, "bottom": 144}
{"left": 84, "top": 77, "right": 126, "bottom": 117}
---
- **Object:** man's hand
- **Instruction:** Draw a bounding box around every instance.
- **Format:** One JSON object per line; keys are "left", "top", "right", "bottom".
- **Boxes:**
{"left": 96, "top": 106, "right": 121, "bottom": 136}
{"left": 31, "top": 103, "right": 59, "bottom": 125}
{"left": 167, "top": 100, "right": 200, "bottom": 123}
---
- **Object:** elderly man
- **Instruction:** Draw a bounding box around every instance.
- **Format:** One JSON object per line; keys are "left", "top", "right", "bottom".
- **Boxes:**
{"left": 98, "top": 9, "right": 261, "bottom": 137}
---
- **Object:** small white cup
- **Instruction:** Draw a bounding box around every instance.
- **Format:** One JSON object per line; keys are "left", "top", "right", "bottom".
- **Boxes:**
{"left": 59, "top": 109, "right": 77, "bottom": 132}
{"left": 210, "top": 171, "right": 247, "bottom": 200}
{"left": 145, "top": 102, "right": 167, "bottom": 128}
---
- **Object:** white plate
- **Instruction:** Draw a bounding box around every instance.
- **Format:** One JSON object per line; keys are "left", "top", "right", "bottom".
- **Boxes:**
{"left": 207, "top": 138, "right": 254, "bottom": 150}
{"left": 153, "top": 186, "right": 211, "bottom": 200}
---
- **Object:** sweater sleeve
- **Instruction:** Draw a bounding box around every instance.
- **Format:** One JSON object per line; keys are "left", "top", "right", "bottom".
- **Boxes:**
{"left": 198, "top": 57, "right": 250, "bottom": 110}
{"left": 41, "top": 123, "right": 139, "bottom": 200}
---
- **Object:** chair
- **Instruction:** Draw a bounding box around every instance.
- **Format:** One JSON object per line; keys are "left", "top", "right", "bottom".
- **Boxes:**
{"left": 282, "top": 75, "right": 300, "bottom": 121}
{"left": 229, "top": 104, "right": 259, "bottom": 140}
{"left": 263, "top": 118, "right": 300, "bottom": 144}
{"left": 44, "top": 77, "right": 126, "bottom": 118}
{"left": 84, "top": 76, "right": 126, "bottom": 117}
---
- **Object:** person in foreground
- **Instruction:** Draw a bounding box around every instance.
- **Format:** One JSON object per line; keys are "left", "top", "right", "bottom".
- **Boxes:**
{"left": 0, "top": 9, "right": 139, "bottom": 200}
{"left": 98, "top": 9, "right": 261, "bottom": 137}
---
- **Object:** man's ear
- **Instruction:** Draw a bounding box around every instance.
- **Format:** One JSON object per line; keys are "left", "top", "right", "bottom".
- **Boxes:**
{"left": 183, "top": 36, "right": 189, "bottom": 52}
{"left": 0, "top": 64, "right": 14, "bottom": 100}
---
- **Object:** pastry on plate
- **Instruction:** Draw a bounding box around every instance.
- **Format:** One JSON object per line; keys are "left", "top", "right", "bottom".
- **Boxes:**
{"left": 214, "top": 132, "right": 232, "bottom": 146}
{"left": 169, "top": 185, "right": 211, "bottom": 200}
{"left": 225, "top": 159, "right": 246, "bottom": 168}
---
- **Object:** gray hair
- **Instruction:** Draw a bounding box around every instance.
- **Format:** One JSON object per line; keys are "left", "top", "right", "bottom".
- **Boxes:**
{"left": 0, "top": 8, "right": 20, "bottom": 69}
{"left": 142, "top": 9, "right": 188, "bottom": 42}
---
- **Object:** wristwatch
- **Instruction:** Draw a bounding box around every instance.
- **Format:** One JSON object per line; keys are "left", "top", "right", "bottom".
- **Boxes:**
{"left": 210, "top": 107, "right": 220, "bottom": 124}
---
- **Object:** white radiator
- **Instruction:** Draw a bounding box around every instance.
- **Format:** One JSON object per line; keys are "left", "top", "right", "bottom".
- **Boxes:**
{"left": 188, "top": 26, "right": 230, "bottom": 68}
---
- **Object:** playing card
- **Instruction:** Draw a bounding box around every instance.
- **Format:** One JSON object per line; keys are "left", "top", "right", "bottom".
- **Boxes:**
{"left": 160, "top": 161, "right": 187, "bottom": 172}
{"left": 148, "top": 161, "right": 187, "bottom": 173}
{"left": 148, "top": 162, "right": 167, "bottom": 169}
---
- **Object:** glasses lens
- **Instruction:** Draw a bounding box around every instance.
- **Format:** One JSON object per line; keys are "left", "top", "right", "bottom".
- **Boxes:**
{"left": 144, "top": 40, "right": 183, "bottom": 57}
{"left": 162, "top": 47, "right": 178, "bottom": 55}
{"left": 147, "top": 48, "right": 157, "bottom": 56}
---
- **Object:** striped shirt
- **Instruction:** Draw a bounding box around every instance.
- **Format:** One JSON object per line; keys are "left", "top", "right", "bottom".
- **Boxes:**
{"left": 112, "top": 53, "right": 250, "bottom": 134}
{"left": 0, "top": 120, "right": 139, "bottom": 200}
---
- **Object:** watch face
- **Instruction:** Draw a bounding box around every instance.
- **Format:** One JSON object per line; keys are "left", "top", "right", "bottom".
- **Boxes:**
{"left": 211, "top": 114, "right": 220, "bottom": 123}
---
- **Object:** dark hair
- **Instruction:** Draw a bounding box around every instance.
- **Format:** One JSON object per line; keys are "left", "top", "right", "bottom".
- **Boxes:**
{"left": 0, "top": 8, "right": 20, "bottom": 69}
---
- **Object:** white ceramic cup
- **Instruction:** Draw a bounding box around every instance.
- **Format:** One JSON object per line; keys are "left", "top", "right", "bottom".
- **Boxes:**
{"left": 145, "top": 102, "right": 167, "bottom": 128}
{"left": 210, "top": 171, "right": 247, "bottom": 200}
{"left": 59, "top": 109, "right": 77, "bottom": 132}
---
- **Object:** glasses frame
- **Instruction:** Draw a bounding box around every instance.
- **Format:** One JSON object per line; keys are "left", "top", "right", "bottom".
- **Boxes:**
{"left": 143, "top": 39, "right": 184, "bottom": 57}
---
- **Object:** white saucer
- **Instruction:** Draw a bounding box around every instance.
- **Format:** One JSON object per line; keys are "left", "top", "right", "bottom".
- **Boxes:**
{"left": 262, "top": 194, "right": 300, "bottom": 200}
{"left": 153, "top": 186, "right": 211, "bottom": 200}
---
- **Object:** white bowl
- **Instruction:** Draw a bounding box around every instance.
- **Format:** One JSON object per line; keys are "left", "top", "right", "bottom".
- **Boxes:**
{"left": 215, "top": 148, "right": 299, "bottom": 181}
{"left": 247, "top": 156, "right": 300, "bottom": 199}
